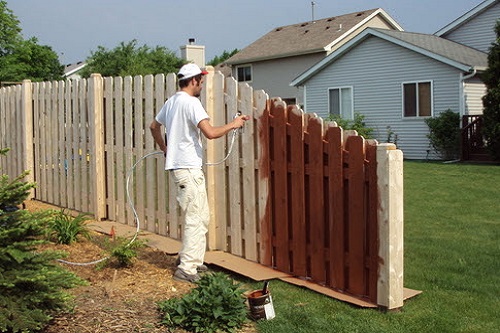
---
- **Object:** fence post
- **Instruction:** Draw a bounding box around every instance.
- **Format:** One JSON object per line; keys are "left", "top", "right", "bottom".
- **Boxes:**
{"left": 376, "top": 143, "right": 404, "bottom": 309}
{"left": 89, "top": 74, "right": 106, "bottom": 220}
{"left": 21, "top": 80, "right": 34, "bottom": 198}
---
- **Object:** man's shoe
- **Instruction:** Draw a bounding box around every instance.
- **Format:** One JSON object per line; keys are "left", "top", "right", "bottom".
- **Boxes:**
{"left": 197, "top": 264, "right": 208, "bottom": 272}
{"left": 175, "top": 257, "right": 208, "bottom": 272}
{"left": 173, "top": 269, "right": 200, "bottom": 283}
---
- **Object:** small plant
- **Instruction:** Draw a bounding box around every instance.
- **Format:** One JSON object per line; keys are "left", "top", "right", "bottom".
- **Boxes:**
{"left": 101, "top": 236, "right": 147, "bottom": 268}
{"left": 386, "top": 125, "right": 399, "bottom": 146}
{"left": 327, "top": 112, "right": 374, "bottom": 139}
{"left": 425, "top": 109, "right": 460, "bottom": 160}
{"left": 46, "top": 209, "right": 92, "bottom": 245}
{"left": 158, "top": 272, "right": 248, "bottom": 333}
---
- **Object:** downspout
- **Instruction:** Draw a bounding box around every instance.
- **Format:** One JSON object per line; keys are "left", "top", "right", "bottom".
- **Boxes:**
{"left": 458, "top": 68, "right": 477, "bottom": 163}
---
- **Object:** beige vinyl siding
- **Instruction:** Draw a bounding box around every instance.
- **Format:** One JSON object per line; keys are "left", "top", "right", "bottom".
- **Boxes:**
{"left": 440, "top": 2, "right": 500, "bottom": 53}
{"left": 327, "top": 15, "right": 400, "bottom": 54}
{"left": 303, "top": 36, "right": 464, "bottom": 160}
{"left": 464, "top": 77, "right": 486, "bottom": 115}
{"left": 241, "top": 53, "right": 324, "bottom": 101}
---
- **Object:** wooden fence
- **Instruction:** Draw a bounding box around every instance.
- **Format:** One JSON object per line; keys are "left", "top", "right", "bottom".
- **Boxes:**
{"left": 0, "top": 69, "right": 404, "bottom": 309}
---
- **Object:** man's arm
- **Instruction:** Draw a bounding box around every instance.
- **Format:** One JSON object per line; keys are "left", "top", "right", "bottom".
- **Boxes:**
{"left": 198, "top": 115, "right": 250, "bottom": 140}
{"left": 149, "top": 120, "right": 167, "bottom": 154}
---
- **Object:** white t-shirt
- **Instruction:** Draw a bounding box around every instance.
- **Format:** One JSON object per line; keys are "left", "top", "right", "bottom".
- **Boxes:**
{"left": 155, "top": 91, "right": 209, "bottom": 170}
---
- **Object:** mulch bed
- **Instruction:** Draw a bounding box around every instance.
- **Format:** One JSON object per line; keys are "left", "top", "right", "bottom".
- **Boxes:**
{"left": 25, "top": 201, "right": 257, "bottom": 333}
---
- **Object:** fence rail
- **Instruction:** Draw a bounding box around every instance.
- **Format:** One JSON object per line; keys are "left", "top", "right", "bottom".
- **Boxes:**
{"left": 0, "top": 70, "right": 404, "bottom": 309}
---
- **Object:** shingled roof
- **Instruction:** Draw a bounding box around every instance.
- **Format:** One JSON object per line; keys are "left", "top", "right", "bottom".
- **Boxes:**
{"left": 227, "top": 8, "right": 403, "bottom": 65}
{"left": 291, "top": 28, "right": 488, "bottom": 86}
{"left": 374, "top": 29, "right": 488, "bottom": 69}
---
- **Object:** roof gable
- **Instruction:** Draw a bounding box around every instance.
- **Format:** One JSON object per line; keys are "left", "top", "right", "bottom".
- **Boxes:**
{"left": 291, "top": 28, "right": 488, "bottom": 86}
{"left": 434, "top": 0, "right": 498, "bottom": 36}
{"left": 227, "top": 8, "right": 403, "bottom": 65}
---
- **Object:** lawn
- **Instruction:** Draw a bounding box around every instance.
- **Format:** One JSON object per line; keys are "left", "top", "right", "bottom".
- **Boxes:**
{"left": 248, "top": 161, "right": 500, "bottom": 333}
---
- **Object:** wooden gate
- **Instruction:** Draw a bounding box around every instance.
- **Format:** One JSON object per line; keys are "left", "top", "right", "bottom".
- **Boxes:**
{"left": 259, "top": 99, "right": 379, "bottom": 303}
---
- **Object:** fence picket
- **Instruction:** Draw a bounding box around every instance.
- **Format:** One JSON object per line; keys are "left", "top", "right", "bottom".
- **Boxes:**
{"left": 288, "top": 106, "right": 306, "bottom": 277}
{"left": 305, "top": 114, "right": 326, "bottom": 283}
{"left": 269, "top": 98, "right": 289, "bottom": 272}
{"left": 345, "top": 135, "right": 367, "bottom": 296}
{"left": 326, "top": 124, "right": 345, "bottom": 289}
{"left": 240, "top": 83, "right": 258, "bottom": 260}
{"left": 104, "top": 77, "right": 115, "bottom": 221}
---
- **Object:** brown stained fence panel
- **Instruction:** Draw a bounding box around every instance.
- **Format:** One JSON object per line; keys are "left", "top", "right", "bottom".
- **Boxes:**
{"left": 265, "top": 102, "right": 379, "bottom": 304}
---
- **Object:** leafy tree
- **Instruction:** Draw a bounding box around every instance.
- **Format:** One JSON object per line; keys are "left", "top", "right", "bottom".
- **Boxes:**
{"left": 0, "top": 0, "right": 22, "bottom": 56}
{"left": 481, "top": 20, "right": 500, "bottom": 160}
{"left": 207, "top": 48, "right": 239, "bottom": 66}
{"left": 0, "top": 1, "right": 64, "bottom": 83}
{"left": 0, "top": 38, "right": 64, "bottom": 82}
{"left": 81, "top": 39, "right": 184, "bottom": 78}
{"left": 0, "top": 148, "right": 86, "bottom": 332}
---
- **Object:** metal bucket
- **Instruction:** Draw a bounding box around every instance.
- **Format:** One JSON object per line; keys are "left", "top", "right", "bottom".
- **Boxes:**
{"left": 247, "top": 289, "right": 275, "bottom": 320}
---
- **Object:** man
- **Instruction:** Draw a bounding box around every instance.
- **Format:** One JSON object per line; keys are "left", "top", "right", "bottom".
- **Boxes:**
{"left": 150, "top": 63, "right": 249, "bottom": 283}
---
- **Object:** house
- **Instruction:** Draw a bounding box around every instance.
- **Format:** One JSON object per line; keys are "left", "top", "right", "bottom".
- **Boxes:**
{"left": 225, "top": 8, "right": 403, "bottom": 105}
{"left": 290, "top": 28, "right": 488, "bottom": 160}
{"left": 289, "top": 0, "right": 498, "bottom": 160}
{"left": 63, "top": 61, "right": 86, "bottom": 80}
{"left": 435, "top": 0, "right": 499, "bottom": 53}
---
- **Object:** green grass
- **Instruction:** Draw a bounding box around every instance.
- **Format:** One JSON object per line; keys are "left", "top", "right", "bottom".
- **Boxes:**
{"left": 245, "top": 161, "right": 500, "bottom": 333}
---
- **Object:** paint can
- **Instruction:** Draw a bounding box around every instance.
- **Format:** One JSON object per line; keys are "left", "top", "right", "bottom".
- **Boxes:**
{"left": 247, "top": 289, "right": 275, "bottom": 320}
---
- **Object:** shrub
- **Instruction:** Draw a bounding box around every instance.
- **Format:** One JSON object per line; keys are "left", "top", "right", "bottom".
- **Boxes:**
{"left": 0, "top": 149, "right": 86, "bottom": 333}
{"left": 158, "top": 272, "right": 248, "bottom": 333}
{"left": 425, "top": 109, "right": 460, "bottom": 160}
{"left": 326, "top": 112, "right": 374, "bottom": 139}
{"left": 46, "top": 209, "right": 92, "bottom": 245}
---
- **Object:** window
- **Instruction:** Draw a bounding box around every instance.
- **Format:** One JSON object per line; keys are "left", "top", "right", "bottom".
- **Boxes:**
{"left": 236, "top": 66, "right": 252, "bottom": 82}
{"left": 328, "top": 87, "right": 353, "bottom": 120}
{"left": 403, "top": 81, "right": 432, "bottom": 117}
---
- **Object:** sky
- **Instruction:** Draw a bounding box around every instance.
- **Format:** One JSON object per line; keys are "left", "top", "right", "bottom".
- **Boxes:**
{"left": 6, "top": 0, "right": 484, "bottom": 66}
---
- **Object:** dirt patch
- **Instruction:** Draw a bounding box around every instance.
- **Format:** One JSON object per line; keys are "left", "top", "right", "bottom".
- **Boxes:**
{"left": 25, "top": 201, "right": 257, "bottom": 333}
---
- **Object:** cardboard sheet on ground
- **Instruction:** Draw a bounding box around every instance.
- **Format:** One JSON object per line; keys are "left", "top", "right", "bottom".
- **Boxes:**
{"left": 90, "top": 221, "right": 421, "bottom": 308}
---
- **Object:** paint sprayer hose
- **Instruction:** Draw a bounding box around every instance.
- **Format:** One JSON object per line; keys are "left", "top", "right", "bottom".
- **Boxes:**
{"left": 56, "top": 128, "right": 239, "bottom": 266}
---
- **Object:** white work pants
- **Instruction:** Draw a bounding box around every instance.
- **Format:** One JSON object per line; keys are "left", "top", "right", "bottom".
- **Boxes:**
{"left": 171, "top": 168, "right": 209, "bottom": 275}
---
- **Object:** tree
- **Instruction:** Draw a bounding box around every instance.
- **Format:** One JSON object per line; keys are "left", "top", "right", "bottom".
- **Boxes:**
{"left": 0, "top": 38, "right": 64, "bottom": 82}
{"left": 481, "top": 20, "right": 500, "bottom": 160}
{"left": 0, "top": 1, "right": 64, "bottom": 83}
{"left": 207, "top": 48, "right": 239, "bottom": 66}
{"left": 0, "top": 148, "right": 86, "bottom": 332}
{"left": 80, "top": 39, "right": 184, "bottom": 78}
{"left": 0, "top": 0, "right": 22, "bottom": 56}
